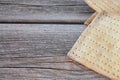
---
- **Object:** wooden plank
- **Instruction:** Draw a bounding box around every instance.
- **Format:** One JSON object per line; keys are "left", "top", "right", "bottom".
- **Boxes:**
{"left": 0, "top": 24, "right": 86, "bottom": 56}
{"left": 0, "top": 24, "right": 109, "bottom": 80}
{"left": 0, "top": 67, "right": 109, "bottom": 80}
{"left": 0, "top": 56, "right": 93, "bottom": 70}
{"left": 0, "top": 0, "right": 87, "bottom": 5}
{"left": 0, "top": 0, "right": 94, "bottom": 23}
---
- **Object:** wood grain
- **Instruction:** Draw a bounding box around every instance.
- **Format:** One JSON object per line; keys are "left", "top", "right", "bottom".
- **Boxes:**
{"left": 0, "top": 24, "right": 109, "bottom": 80}
{"left": 0, "top": 68, "right": 109, "bottom": 80}
{"left": 0, "top": 0, "right": 86, "bottom": 5}
{"left": 0, "top": 24, "right": 86, "bottom": 56}
{"left": 0, "top": 0, "right": 94, "bottom": 23}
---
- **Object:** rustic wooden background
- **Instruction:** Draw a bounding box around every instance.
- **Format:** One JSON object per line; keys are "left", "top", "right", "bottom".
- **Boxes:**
{"left": 0, "top": 0, "right": 110, "bottom": 80}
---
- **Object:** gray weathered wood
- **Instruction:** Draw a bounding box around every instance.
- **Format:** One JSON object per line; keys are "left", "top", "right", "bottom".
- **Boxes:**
{"left": 0, "top": 24, "right": 86, "bottom": 56}
{"left": 0, "top": 24, "right": 109, "bottom": 80}
{"left": 0, "top": 0, "right": 86, "bottom": 5}
{"left": 0, "top": 0, "right": 94, "bottom": 23}
{"left": 0, "top": 68, "right": 109, "bottom": 80}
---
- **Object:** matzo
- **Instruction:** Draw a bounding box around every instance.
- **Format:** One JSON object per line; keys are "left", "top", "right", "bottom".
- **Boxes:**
{"left": 84, "top": 0, "right": 120, "bottom": 13}
{"left": 68, "top": 12, "right": 120, "bottom": 80}
{"left": 84, "top": 12, "right": 97, "bottom": 26}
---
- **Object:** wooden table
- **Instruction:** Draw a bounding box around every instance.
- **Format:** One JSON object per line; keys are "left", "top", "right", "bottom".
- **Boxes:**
{"left": 0, "top": 0, "right": 110, "bottom": 80}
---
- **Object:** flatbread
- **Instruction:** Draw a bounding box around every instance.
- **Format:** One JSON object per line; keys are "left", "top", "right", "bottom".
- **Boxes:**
{"left": 84, "top": 12, "right": 98, "bottom": 26}
{"left": 68, "top": 12, "right": 120, "bottom": 80}
{"left": 84, "top": 0, "right": 120, "bottom": 13}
